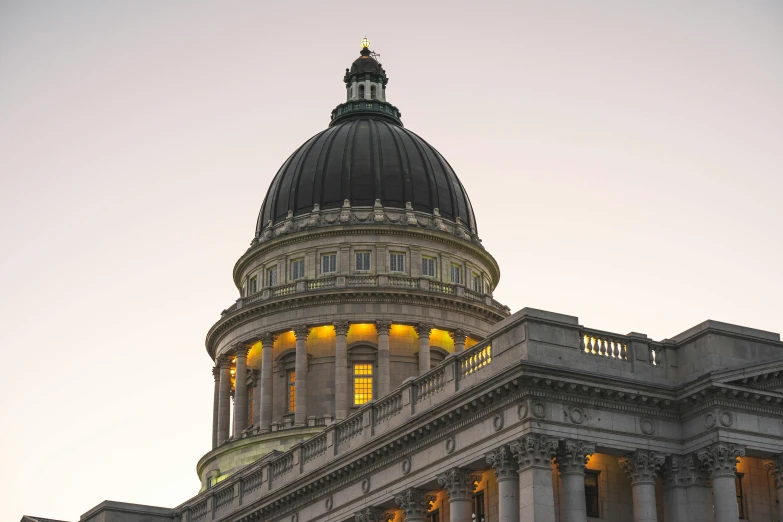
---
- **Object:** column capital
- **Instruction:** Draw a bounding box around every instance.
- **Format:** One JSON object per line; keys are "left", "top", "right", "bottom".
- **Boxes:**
{"left": 509, "top": 434, "right": 558, "bottom": 472}
{"left": 217, "top": 355, "right": 232, "bottom": 369}
{"left": 260, "top": 332, "right": 276, "bottom": 346}
{"left": 375, "top": 320, "right": 392, "bottom": 335}
{"left": 414, "top": 323, "right": 433, "bottom": 338}
{"left": 333, "top": 321, "right": 351, "bottom": 336}
{"left": 486, "top": 445, "right": 517, "bottom": 480}
{"left": 661, "top": 454, "right": 690, "bottom": 490}
{"left": 696, "top": 442, "right": 745, "bottom": 478}
{"left": 437, "top": 467, "right": 474, "bottom": 501}
{"left": 554, "top": 438, "right": 595, "bottom": 475}
{"left": 618, "top": 450, "right": 666, "bottom": 485}
{"left": 233, "top": 343, "right": 250, "bottom": 358}
{"left": 394, "top": 488, "right": 430, "bottom": 518}
{"left": 449, "top": 328, "right": 467, "bottom": 344}
{"left": 293, "top": 325, "right": 311, "bottom": 340}
{"left": 354, "top": 507, "right": 393, "bottom": 522}
{"left": 764, "top": 454, "right": 783, "bottom": 489}
{"left": 212, "top": 366, "right": 220, "bottom": 381}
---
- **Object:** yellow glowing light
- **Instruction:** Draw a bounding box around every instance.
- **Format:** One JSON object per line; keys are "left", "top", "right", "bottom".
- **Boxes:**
{"left": 353, "top": 364, "right": 373, "bottom": 405}
{"left": 232, "top": 357, "right": 236, "bottom": 363}
{"left": 361, "top": 37, "right": 370, "bottom": 49}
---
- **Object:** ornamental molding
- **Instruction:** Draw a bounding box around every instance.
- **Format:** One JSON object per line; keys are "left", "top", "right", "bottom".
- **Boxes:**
{"left": 662, "top": 454, "right": 690, "bottom": 490}
{"left": 509, "top": 434, "right": 558, "bottom": 471}
{"left": 617, "top": 450, "right": 666, "bottom": 485}
{"left": 332, "top": 321, "right": 351, "bottom": 337}
{"left": 763, "top": 454, "right": 783, "bottom": 488}
{"left": 554, "top": 439, "right": 596, "bottom": 475}
{"left": 696, "top": 442, "right": 745, "bottom": 478}
{"left": 394, "top": 488, "right": 430, "bottom": 518}
{"left": 374, "top": 320, "right": 392, "bottom": 335}
{"left": 486, "top": 445, "right": 516, "bottom": 479}
{"left": 437, "top": 467, "right": 474, "bottom": 501}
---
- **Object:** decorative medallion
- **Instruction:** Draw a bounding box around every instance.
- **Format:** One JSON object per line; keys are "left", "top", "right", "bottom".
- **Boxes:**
{"left": 517, "top": 401, "right": 529, "bottom": 420}
{"left": 640, "top": 417, "right": 656, "bottom": 435}
{"left": 325, "top": 497, "right": 333, "bottom": 511}
{"left": 361, "top": 478, "right": 371, "bottom": 494}
{"left": 402, "top": 457, "right": 412, "bottom": 475}
{"left": 704, "top": 412, "right": 717, "bottom": 429}
{"left": 719, "top": 410, "right": 733, "bottom": 427}
{"left": 532, "top": 401, "right": 546, "bottom": 419}
{"left": 445, "top": 436, "right": 456, "bottom": 454}
{"left": 493, "top": 413, "right": 505, "bottom": 431}
{"left": 568, "top": 407, "right": 585, "bottom": 425}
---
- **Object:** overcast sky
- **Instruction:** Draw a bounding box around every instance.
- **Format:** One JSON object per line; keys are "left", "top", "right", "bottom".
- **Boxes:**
{"left": 1, "top": 1, "right": 781, "bottom": 520}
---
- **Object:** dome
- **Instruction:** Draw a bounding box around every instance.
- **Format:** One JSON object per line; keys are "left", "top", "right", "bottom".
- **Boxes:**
{"left": 255, "top": 118, "right": 478, "bottom": 236}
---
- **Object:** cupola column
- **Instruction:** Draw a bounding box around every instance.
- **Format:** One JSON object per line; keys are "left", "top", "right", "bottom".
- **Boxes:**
{"left": 333, "top": 321, "right": 350, "bottom": 421}
{"left": 259, "top": 332, "right": 275, "bottom": 434}
{"left": 697, "top": 443, "right": 745, "bottom": 522}
{"left": 415, "top": 323, "right": 433, "bottom": 375}
{"left": 216, "top": 356, "right": 232, "bottom": 445}
{"left": 293, "top": 325, "right": 311, "bottom": 427}
{"left": 554, "top": 439, "right": 595, "bottom": 522}
{"left": 437, "top": 468, "right": 475, "bottom": 522}
{"left": 375, "top": 320, "right": 391, "bottom": 397}
{"left": 618, "top": 450, "right": 666, "bottom": 522}
{"left": 450, "top": 329, "right": 467, "bottom": 353}
{"left": 211, "top": 366, "right": 220, "bottom": 449}
{"left": 510, "top": 434, "right": 558, "bottom": 522}
{"left": 232, "top": 344, "right": 250, "bottom": 436}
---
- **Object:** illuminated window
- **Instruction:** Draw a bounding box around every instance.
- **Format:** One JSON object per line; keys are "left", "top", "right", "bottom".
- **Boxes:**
{"left": 321, "top": 253, "right": 336, "bottom": 274}
{"left": 247, "top": 275, "right": 258, "bottom": 295}
{"left": 247, "top": 385, "right": 254, "bottom": 426}
{"left": 390, "top": 253, "right": 405, "bottom": 273}
{"left": 736, "top": 473, "right": 745, "bottom": 519}
{"left": 353, "top": 364, "right": 373, "bottom": 405}
{"left": 355, "top": 251, "right": 371, "bottom": 271}
{"left": 422, "top": 256, "right": 437, "bottom": 277}
{"left": 287, "top": 371, "right": 296, "bottom": 412}
{"left": 450, "top": 264, "right": 462, "bottom": 284}
{"left": 584, "top": 471, "right": 600, "bottom": 517}
{"left": 267, "top": 267, "right": 277, "bottom": 287}
{"left": 291, "top": 258, "right": 305, "bottom": 280}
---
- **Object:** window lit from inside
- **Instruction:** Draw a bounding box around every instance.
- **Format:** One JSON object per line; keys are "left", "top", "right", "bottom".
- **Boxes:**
{"left": 422, "top": 257, "right": 437, "bottom": 277}
{"left": 450, "top": 264, "right": 462, "bottom": 284}
{"left": 291, "top": 259, "right": 305, "bottom": 280}
{"left": 321, "top": 253, "right": 336, "bottom": 274}
{"left": 287, "top": 371, "right": 296, "bottom": 412}
{"left": 353, "top": 364, "right": 373, "bottom": 405}
{"left": 390, "top": 253, "right": 405, "bottom": 273}
{"left": 356, "top": 252, "right": 371, "bottom": 271}
{"left": 584, "top": 471, "right": 600, "bottom": 518}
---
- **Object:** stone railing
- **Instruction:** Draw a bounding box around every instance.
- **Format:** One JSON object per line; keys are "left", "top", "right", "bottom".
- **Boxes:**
{"left": 243, "top": 469, "right": 263, "bottom": 493}
{"left": 373, "top": 391, "right": 403, "bottom": 425}
{"left": 460, "top": 343, "right": 492, "bottom": 377}
{"left": 271, "top": 283, "right": 296, "bottom": 298}
{"left": 347, "top": 275, "right": 377, "bottom": 286}
{"left": 190, "top": 500, "right": 208, "bottom": 521}
{"left": 580, "top": 330, "right": 629, "bottom": 360}
{"left": 214, "top": 487, "right": 233, "bottom": 511}
{"left": 302, "top": 432, "right": 327, "bottom": 463}
{"left": 336, "top": 414, "right": 363, "bottom": 445}
{"left": 270, "top": 453, "right": 293, "bottom": 480}
{"left": 307, "top": 277, "right": 336, "bottom": 290}
{"left": 429, "top": 281, "right": 455, "bottom": 294}
{"left": 389, "top": 276, "right": 419, "bottom": 288}
{"left": 415, "top": 367, "right": 446, "bottom": 403}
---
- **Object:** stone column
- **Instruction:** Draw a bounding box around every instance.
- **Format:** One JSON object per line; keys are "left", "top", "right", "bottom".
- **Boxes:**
{"left": 510, "top": 434, "right": 558, "bottom": 522}
{"left": 554, "top": 438, "right": 596, "bottom": 522}
{"left": 259, "top": 332, "right": 274, "bottom": 434}
{"left": 414, "top": 323, "right": 432, "bottom": 375}
{"left": 618, "top": 450, "right": 666, "bottom": 522}
{"left": 394, "top": 488, "right": 430, "bottom": 522}
{"left": 697, "top": 443, "right": 745, "bottom": 522}
{"left": 211, "top": 366, "right": 220, "bottom": 449}
{"left": 233, "top": 344, "right": 249, "bottom": 436}
{"left": 376, "top": 320, "right": 391, "bottom": 397}
{"left": 437, "top": 468, "right": 474, "bottom": 522}
{"left": 685, "top": 453, "right": 714, "bottom": 522}
{"left": 216, "top": 356, "right": 232, "bottom": 445}
{"left": 333, "top": 321, "right": 350, "bottom": 420}
{"left": 661, "top": 455, "right": 689, "bottom": 522}
{"left": 293, "top": 325, "right": 310, "bottom": 427}
{"left": 487, "top": 445, "right": 519, "bottom": 522}
{"left": 450, "top": 328, "right": 467, "bottom": 353}
{"left": 354, "top": 507, "right": 387, "bottom": 522}
{"left": 764, "top": 454, "right": 783, "bottom": 522}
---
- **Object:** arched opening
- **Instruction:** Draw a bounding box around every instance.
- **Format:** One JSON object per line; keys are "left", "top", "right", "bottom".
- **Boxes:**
{"left": 370, "top": 85, "right": 377, "bottom": 100}
{"left": 358, "top": 84, "right": 365, "bottom": 99}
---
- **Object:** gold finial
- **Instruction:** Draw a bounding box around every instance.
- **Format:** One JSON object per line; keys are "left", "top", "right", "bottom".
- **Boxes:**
{"left": 361, "top": 37, "right": 370, "bottom": 50}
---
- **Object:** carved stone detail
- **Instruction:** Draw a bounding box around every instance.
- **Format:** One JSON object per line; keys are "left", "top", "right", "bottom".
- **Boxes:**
{"left": 233, "top": 343, "right": 250, "bottom": 358}
{"left": 449, "top": 328, "right": 467, "bottom": 344}
{"left": 509, "top": 434, "right": 558, "bottom": 471}
{"left": 662, "top": 454, "right": 690, "bottom": 490}
{"left": 212, "top": 366, "right": 220, "bottom": 381}
{"left": 374, "top": 320, "right": 391, "bottom": 335}
{"left": 401, "top": 457, "right": 412, "bottom": 475}
{"left": 685, "top": 453, "right": 712, "bottom": 487}
{"left": 414, "top": 323, "right": 433, "bottom": 338}
{"left": 437, "top": 467, "right": 474, "bottom": 501}
{"left": 394, "top": 488, "right": 429, "bottom": 517}
{"left": 697, "top": 442, "right": 745, "bottom": 478}
{"left": 293, "top": 325, "right": 311, "bottom": 340}
{"left": 260, "top": 332, "right": 276, "bottom": 347}
{"left": 445, "top": 436, "right": 456, "bottom": 454}
{"left": 764, "top": 454, "right": 783, "bottom": 488}
{"left": 554, "top": 439, "right": 596, "bottom": 475}
{"left": 217, "top": 355, "right": 232, "bottom": 369}
{"left": 333, "top": 321, "right": 351, "bottom": 337}
{"left": 354, "top": 507, "right": 387, "bottom": 522}
{"left": 486, "top": 445, "right": 517, "bottom": 480}
{"left": 618, "top": 450, "right": 666, "bottom": 485}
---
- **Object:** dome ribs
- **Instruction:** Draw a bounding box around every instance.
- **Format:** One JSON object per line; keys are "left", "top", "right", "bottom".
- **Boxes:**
{"left": 312, "top": 125, "right": 341, "bottom": 213}
{"left": 256, "top": 149, "right": 296, "bottom": 234}
{"left": 275, "top": 133, "right": 318, "bottom": 222}
{"left": 410, "top": 128, "right": 455, "bottom": 221}
{"left": 369, "top": 119, "right": 384, "bottom": 204}
{"left": 385, "top": 121, "right": 413, "bottom": 209}
{"left": 377, "top": 121, "right": 405, "bottom": 209}
{"left": 340, "top": 119, "right": 361, "bottom": 205}
{"left": 293, "top": 129, "right": 332, "bottom": 216}
{"left": 321, "top": 121, "right": 351, "bottom": 210}
{"left": 389, "top": 124, "right": 432, "bottom": 214}
{"left": 350, "top": 119, "right": 374, "bottom": 206}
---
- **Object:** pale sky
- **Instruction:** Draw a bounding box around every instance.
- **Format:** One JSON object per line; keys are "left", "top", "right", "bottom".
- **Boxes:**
{"left": 1, "top": 1, "right": 781, "bottom": 521}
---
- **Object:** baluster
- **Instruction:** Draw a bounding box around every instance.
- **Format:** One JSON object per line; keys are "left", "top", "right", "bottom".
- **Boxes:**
{"left": 580, "top": 334, "right": 587, "bottom": 353}
{"left": 588, "top": 337, "right": 596, "bottom": 354}
{"left": 608, "top": 340, "right": 615, "bottom": 358}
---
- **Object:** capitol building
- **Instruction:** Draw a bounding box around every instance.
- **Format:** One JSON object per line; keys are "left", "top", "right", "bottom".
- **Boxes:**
{"left": 29, "top": 40, "right": 783, "bottom": 522}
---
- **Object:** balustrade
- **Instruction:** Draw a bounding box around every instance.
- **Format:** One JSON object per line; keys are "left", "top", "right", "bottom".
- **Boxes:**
{"left": 337, "top": 415, "right": 363, "bottom": 444}
{"left": 389, "top": 276, "right": 419, "bottom": 288}
{"left": 302, "top": 433, "right": 327, "bottom": 463}
{"left": 307, "top": 278, "right": 335, "bottom": 290}
{"left": 191, "top": 500, "right": 208, "bottom": 521}
{"left": 465, "top": 288, "right": 483, "bottom": 301}
{"left": 214, "top": 487, "right": 233, "bottom": 511}
{"left": 271, "top": 453, "right": 293, "bottom": 479}
{"left": 347, "top": 275, "right": 377, "bottom": 286}
{"left": 416, "top": 368, "right": 445, "bottom": 402}
{"left": 374, "top": 392, "right": 403, "bottom": 425}
{"left": 243, "top": 469, "right": 263, "bottom": 493}
{"left": 581, "top": 331, "right": 629, "bottom": 360}
{"left": 271, "top": 283, "right": 296, "bottom": 297}
{"left": 460, "top": 344, "right": 491, "bottom": 377}
{"left": 429, "top": 281, "right": 455, "bottom": 294}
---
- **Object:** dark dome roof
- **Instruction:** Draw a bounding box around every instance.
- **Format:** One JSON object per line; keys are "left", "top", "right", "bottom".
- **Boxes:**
{"left": 255, "top": 116, "right": 477, "bottom": 235}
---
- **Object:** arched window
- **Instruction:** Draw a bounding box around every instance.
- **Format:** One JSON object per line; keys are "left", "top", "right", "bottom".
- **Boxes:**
{"left": 358, "top": 84, "right": 365, "bottom": 99}
{"left": 370, "top": 85, "right": 377, "bottom": 100}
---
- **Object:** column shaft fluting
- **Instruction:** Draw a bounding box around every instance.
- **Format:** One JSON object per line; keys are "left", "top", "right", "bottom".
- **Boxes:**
{"left": 259, "top": 333, "right": 274, "bottom": 433}
{"left": 334, "top": 321, "right": 350, "bottom": 420}
{"left": 376, "top": 321, "right": 391, "bottom": 397}
{"left": 216, "top": 357, "right": 231, "bottom": 445}
{"left": 233, "top": 346, "right": 249, "bottom": 436}
{"left": 211, "top": 366, "right": 220, "bottom": 449}
{"left": 293, "top": 325, "right": 310, "bottom": 427}
{"left": 415, "top": 323, "right": 432, "bottom": 375}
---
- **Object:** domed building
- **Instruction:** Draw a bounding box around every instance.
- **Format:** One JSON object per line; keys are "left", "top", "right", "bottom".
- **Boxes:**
{"left": 37, "top": 40, "right": 783, "bottom": 522}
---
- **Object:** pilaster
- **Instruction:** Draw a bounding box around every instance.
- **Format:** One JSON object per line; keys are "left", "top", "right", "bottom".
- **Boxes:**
{"left": 293, "top": 325, "right": 311, "bottom": 427}
{"left": 376, "top": 320, "right": 392, "bottom": 397}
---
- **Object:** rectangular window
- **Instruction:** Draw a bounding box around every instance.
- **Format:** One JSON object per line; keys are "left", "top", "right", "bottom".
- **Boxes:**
{"left": 206, "top": 477, "right": 214, "bottom": 489}
{"left": 390, "top": 253, "right": 405, "bottom": 273}
{"left": 287, "top": 371, "right": 296, "bottom": 412}
{"left": 267, "top": 267, "right": 278, "bottom": 287}
{"left": 427, "top": 510, "right": 439, "bottom": 522}
{"left": 584, "top": 471, "right": 600, "bottom": 518}
{"left": 321, "top": 253, "right": 336, "bottom": 274}
{"left": 422, "top": 256, "right": 437, "bottom": 277}
{"left": 353, "top": 363, "right": 373, "bottom": 405}
{"left": 473, "top": 490, "right": 485, "bottom": 522}
{"left": 355, "top": 251, "right": 371, "bottom": 271}
{"left": 450, "top": 264, "right": 462, "bottom": 284}
{"left": 247, "top": 275, "right": 258, "bottom": 295}
{"left": 291, "top": 258, "right": 305, "bottom": 280}
{"left": 471, "top": 273, "right": 482, "bottom": 293}
{"left": 736, "top": 473, "right": 745, "bottom": 519}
